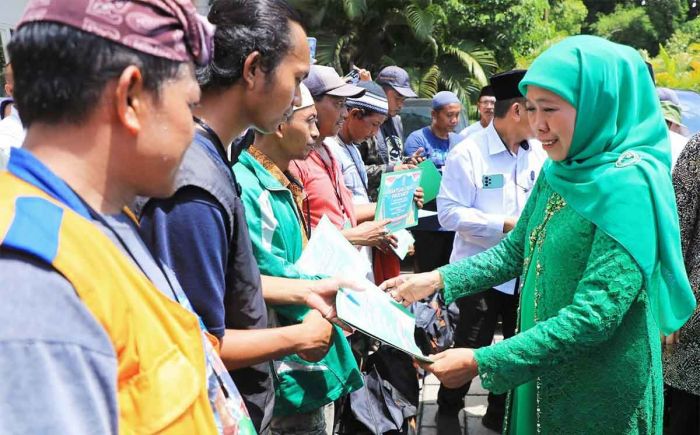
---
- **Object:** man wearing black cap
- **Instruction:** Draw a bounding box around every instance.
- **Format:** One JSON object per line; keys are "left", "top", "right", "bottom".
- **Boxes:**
{"left": 460, "top": 85, "right": 496, "bottom": 139}
{"left": 357, "top": 65, "right": 420, "bottom": 201}
{"left": 435, "top": 70, "right": 546, "bottom": 431}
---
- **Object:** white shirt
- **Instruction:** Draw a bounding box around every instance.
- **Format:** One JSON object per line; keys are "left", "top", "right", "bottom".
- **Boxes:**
{"left": 437, "top": 122, "right": 547, "bottom": 294}
{"left": 327, "top": 135, "right": 370, "bottom": 205}
{"left": 0, "top": 106, "right": 26, "bottom": 170}
{"left": 669, "top": 130, "right": 687, "bottom": 171}
{"left": 460, "top": 120, "right": 488, "bottom": 139}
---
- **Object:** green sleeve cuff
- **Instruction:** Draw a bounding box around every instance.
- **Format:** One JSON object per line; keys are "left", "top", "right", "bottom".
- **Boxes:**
{"left": 438, "top": 264, "right": 460, "bottom": 305}
{"left": 473, "top": 345, "right": 509, "bottom": 395}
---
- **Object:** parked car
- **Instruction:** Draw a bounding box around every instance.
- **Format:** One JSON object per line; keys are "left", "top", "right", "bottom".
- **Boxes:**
{"left": 676, "top": 89, "right": 700, "bottom": 136}
{"left": 400, "top": 98, "right": 469, "bottom": 141}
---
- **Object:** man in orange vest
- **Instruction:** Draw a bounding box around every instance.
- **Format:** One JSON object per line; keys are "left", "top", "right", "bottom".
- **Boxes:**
{"left": 0, "top": 0, "right": 255, "bottom": 433}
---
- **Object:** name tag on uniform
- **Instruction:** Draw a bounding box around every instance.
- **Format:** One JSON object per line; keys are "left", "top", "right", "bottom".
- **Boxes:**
{"left": 482, "top": 174, "right": 504, "bottom": 189}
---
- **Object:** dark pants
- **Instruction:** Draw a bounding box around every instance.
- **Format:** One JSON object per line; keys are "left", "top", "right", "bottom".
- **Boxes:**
{"left": 666, "top": 385, "right": 700, "bottom": 435}
{"left": 437, "top": 289, "right": 518, "bottom": 418}
{"left": 412, "top": 230, "right": 454, "bottom": 273}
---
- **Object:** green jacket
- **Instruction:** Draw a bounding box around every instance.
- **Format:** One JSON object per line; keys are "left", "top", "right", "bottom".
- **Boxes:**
{"left": 440, "top": 176, "right": 662, "bottom": 434}
{"left": 233, "top": 150, "right": 362, "bottom": 417}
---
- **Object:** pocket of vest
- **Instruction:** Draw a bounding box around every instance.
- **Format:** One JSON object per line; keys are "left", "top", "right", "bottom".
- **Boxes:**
{"left": 119, "top": 346, "right": 202, "bottom": 433}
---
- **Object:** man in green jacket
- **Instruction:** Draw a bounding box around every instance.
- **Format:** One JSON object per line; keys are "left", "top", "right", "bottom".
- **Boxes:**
{"left": 233, "top": 84, "right": 362, "bottom": 435}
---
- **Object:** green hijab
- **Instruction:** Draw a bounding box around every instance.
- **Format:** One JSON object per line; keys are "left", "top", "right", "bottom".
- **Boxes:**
{"left": 519, "top": 35, "right": 695, "bottom": 335}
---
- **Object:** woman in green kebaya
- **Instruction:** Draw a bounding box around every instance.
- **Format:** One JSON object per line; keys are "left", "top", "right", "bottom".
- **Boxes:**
{"left": 380, "top": 35, "right": 697, "bottom": 434}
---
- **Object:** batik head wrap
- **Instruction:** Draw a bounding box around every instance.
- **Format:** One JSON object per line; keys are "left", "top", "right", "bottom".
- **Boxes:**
{"left": 18, "top": 0, "right": 214, "bottom": 66}
{"left": 519, "top": 35, "right": 695, "bottom": 335}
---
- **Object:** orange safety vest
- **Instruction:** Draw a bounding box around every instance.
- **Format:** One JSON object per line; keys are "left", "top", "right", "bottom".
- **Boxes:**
{"left": 0, "top": 172, "right": 219, "bottom": 434}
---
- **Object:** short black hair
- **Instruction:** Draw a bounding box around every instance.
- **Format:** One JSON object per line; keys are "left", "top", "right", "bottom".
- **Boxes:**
{"left": 9, "top": 22, "right": 182, "bottom": 128}
{"left": 197, "top": 0, "right": 303, "bottom": 92}
{"left": 4, "top": 63, "right": 12, "bottom": 82}
{"left": 494, "top": 97, "right": 526, "bottom": 119}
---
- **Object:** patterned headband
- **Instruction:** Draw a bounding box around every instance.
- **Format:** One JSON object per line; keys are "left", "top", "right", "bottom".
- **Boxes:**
{"left": 18, "top": 0, "right": 215, "bottom": 66}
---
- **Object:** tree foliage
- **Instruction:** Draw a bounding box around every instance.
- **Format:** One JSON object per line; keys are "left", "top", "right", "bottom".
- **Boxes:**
{"left": 437, "top": 0, "right": 552, "bottom": 70}
{"left": 665, "top": 16, "right": 700, "bottom": 54}
{"left": 646, "top": 0, "right": 688, "bottom": 43}
{"left": 549, "top": 0, "right": 588, "bottom": 36}
{"left": 591, "top": 4, "right": 660, "bottom": 55}
{"left": 290, "top": 0, "right": 498, "bottom": 104}
{"left": 289, "top": 0, "right": 700, "bottom": 98}
{"left": 647, "top": 44, "right": 700, "bottom": 91}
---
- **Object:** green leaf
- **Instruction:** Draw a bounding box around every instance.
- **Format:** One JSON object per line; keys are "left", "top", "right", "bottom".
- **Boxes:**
{"left": 404, "top": 4, "right": 435, "bottom": 43}
{"left": 419, "top": 65, "right": 440, "bottom": 98}
{"left": 314, "top": 33, "right": 342, "bottom": 68}
{"left": 442, "top": 44, "right": 494, "bottom": 86}
{"left": 343, "top": 0, "right": 367, "bottom": 21}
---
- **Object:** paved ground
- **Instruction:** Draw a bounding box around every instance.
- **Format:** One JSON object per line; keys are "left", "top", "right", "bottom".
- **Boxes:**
{"left": 416, "top": 335, "right": 504, "bottom": 435}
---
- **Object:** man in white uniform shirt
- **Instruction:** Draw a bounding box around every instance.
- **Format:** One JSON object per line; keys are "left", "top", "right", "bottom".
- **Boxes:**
{"left": 0, "top": 64, "right": 26, "bottom": 169}
{"left": 459, "top": 85, "right": 496, "bottom": 139}
{"left": 435, "top": 70, "right": 546, "bottom": 432}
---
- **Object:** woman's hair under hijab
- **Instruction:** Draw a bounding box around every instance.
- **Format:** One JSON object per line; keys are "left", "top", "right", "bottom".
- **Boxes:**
{"left": 8, "top": 22, "right": 182, "bottom": 128}
{"left": 196, "top": 0, "right": 303, "bottom": 93}
{"left": 493, "top": 97, "right": 527, "bottom": 119}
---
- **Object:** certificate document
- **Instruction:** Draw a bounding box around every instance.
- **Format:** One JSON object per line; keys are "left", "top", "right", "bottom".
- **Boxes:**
{"left": 336, "top": 279, "right": 432, "bottom": 363}
{"left": 295, "top": 216, "right": 430, "bottom": 362}
{"left": 375, "top": 168, "right": 422, "bottom": 233}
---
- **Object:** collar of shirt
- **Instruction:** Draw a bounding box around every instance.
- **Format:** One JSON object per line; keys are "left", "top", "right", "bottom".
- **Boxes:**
{"left": 248, "top": 145, "right": 293, "bottom": 190}
{"left": 485, "top": 121, "right": 530, "bottom": 157}
{"left": 248, "top": 145, "right": 309, "bottom": 243}
{"left": 6, "top": 147, "right": 91, "bottom": 218}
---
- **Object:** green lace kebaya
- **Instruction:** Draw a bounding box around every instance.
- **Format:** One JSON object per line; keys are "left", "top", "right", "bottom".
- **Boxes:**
{"left": 436, "top": 36, "right": 695, "bottom": 434}
{"left": 440, "top": 176, "right": 658, "bottom": 434}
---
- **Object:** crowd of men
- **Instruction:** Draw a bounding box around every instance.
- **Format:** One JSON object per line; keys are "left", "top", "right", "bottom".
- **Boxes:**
{"left": 0, "top": 0, "right": 695, "bottom": 434}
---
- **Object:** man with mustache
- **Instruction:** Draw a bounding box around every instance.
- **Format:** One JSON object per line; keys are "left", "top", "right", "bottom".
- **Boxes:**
{"left": 461, "top": 85, "right": 497, "bottom": 139}
{"left": 234, "top": 84, "right": 363, "bottom": 434}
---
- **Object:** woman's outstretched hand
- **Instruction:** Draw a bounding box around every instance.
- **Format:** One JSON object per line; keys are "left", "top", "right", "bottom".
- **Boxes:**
{"left": 416, "top": 348, "right": 479, "bottom": 389}
{"left": 379, "top": 271, "right": 444, "bottom": 306}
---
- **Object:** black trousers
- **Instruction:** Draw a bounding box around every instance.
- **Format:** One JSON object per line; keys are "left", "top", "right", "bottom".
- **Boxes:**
{"left": 666, "top": 385, "right": 700, "bottom": 435}
{"left": 437, "top": 288, "right": 518, "bottom": 417}
{"left": 412, "top": 230, "right": 454, "bottom": 273}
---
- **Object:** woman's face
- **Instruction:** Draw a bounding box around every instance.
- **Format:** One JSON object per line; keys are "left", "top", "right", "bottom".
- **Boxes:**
{"left": 525, "top": 85, "right": 577, "bottom": 161}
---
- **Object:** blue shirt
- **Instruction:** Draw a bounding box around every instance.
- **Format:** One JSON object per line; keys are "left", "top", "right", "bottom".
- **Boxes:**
{"left": 404, "top": 126, "right": 452, "bottom": 169}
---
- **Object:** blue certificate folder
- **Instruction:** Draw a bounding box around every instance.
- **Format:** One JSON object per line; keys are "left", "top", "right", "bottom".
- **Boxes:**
{"left": 375, "top": 168, "right": 422, "bottom": 233}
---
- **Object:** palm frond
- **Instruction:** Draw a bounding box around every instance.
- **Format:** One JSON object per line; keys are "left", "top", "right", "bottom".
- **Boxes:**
{"left": 343, "top": 0, "right": 367, "bottom": 21}
{"left": 404, "top": 4, "right": 435, "bottom": 43}
{"left": 442, "top": 44, "right": 495, "bottom": 86}
{"left": 418, "top": 65, "right": 440, "bottom": 98}
{"left": 314, "top": 34, "right": 342, "bottom": 68}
